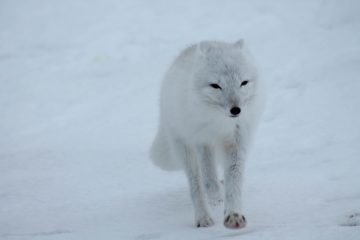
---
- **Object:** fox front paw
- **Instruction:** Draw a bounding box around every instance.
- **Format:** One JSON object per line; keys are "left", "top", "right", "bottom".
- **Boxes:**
{"left": 224, "top": 212, "right": 246, "bottom": 229}
{"left": 196, "top": 215, "right": 214, "bottom": 228}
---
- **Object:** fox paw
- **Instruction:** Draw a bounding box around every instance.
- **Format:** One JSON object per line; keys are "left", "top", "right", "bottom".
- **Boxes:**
{"left": 196, "top": 215, "right": 215, "bottom": 228}
{"left": 224, "top": 212, "right": 246, "bottom": 229}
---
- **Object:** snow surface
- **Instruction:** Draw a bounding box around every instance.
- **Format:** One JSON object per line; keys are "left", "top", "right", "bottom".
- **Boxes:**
{"left": 1, "top": 0, "right": 360, "bottom": 239}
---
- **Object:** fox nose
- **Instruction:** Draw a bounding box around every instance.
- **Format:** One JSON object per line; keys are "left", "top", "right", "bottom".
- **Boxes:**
{"left": 230, "top": 106, "right": 241, "bottom": 116}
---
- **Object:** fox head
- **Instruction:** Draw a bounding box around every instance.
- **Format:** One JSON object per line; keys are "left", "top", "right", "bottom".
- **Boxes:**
{"left": 192, "top": 40, "right": 259, "bottom": 118}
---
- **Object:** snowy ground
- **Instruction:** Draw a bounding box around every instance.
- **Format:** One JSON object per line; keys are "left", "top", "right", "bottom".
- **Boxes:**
{"left": 1, "top": 0, "right": 360, "bottom": 239}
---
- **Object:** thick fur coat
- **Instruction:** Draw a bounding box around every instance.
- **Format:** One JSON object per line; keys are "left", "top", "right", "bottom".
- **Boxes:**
{"left": 150, "top": 40, "right": 265, "bottom": 228}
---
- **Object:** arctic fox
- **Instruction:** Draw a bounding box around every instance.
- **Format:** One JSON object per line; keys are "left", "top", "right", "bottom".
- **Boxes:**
{"left": 150, "top": 40, "right": 264, "bottom": 229}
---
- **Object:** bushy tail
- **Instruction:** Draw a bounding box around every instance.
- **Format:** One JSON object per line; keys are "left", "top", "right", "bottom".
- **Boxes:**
{"left": 150, "top": 130, "right": 182, "bottom": 171}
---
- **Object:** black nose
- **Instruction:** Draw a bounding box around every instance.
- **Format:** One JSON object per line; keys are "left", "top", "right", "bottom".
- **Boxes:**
{"left": 230, "top": 106, "right": 241, "bottom": 116}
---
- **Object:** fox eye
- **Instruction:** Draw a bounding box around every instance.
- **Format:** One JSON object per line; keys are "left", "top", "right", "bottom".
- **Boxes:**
{"left": 210, "top": 83, "right": 222, "bottom": 89}
{"left": 241, "top": 80, "right": 249, "bottom": 87}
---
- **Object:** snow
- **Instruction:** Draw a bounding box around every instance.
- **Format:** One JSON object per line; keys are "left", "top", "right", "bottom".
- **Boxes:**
{"left": 1, "top": 0, "right": 360, "bottom": 239}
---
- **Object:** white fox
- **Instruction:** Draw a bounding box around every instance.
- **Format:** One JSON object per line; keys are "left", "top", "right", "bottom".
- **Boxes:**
{"left": 150, "top": 40, "right": 265, "bottom": 229}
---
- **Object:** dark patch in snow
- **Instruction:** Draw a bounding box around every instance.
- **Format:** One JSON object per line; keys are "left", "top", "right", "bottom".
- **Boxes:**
{"left": 340, "top": 212, "right": 360, "bottom": 227}
{"left": 1, "top": 229, "right": 73, "bottom": 238}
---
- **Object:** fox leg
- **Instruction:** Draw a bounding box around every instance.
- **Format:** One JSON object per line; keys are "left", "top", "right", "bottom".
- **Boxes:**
{"left": 222, "top": 134, "right": 247, "bottom": 229}
{"left": 173, "top": 139, "right": 214, "bottom": 227}
{"left": 198, "top": 145, "right": 222, "bottom": 206}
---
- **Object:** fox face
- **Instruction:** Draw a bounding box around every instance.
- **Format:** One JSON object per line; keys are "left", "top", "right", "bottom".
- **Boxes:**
{"left": 193, "top": 41, "right": 258, "bottom": 118}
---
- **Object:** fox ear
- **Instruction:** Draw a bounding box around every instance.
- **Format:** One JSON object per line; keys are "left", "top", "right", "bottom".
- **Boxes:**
{"left": 234, "top": 39, "right": 245, "bottom": 48}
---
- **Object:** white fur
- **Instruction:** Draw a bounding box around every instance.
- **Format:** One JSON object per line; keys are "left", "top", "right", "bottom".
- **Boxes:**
{"left": 150, "top": 40, "right": 265, "bottom": 228}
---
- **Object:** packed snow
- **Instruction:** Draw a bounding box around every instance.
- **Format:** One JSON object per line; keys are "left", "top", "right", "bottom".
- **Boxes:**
{"left": 1, "top": 0, "right": 360, "bottom": 239}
